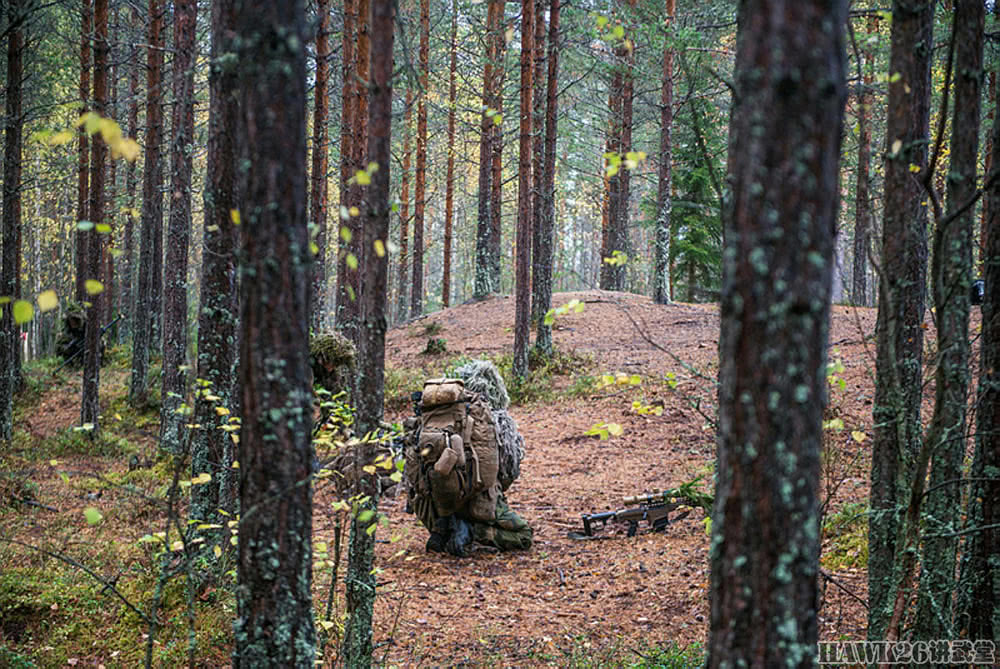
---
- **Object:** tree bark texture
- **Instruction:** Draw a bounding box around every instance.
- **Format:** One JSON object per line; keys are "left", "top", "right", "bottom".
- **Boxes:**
{"left": 129, "top": 0, "right": 165, "bottom": 406}
{"left": 617, "top": 26, "right": 635, "bottom": 290}
{"left": 160, "top": 0, "right": 198, "bottom": 452}
{"left": 653, "top": 0, "right": 675, "bottom": 305}
{"left": 411, "top": 0, "right": 429, "bottom": 317}
{"left": 190, "top": 0, "right": 240, "bottom": 529}
{"left": 82, "top": 0, "right": 108, "bottom": 432}
{"left": 0, "top": 0, "right": 24, "bottom": 442}
{"left": 707, "top": 0, "right": 846, "bottom": 666}
{"left": 533, "top": 0, "right": 561, "bottom": 355}
{"left": 530, "top": 0, "right": 546, "bottom": 324}
{"left": 600, "top": 48, "right": 624, "bottom": 291}
{"left": 343, "top": 3, "right": 394, "bottom": 663}
{"left": 915, "top": 0, "right": 983, "bottom": 641}
{"left": 513, "top": 0, "right": 535, "bottom": 379}
{"left": 344, "top": 0, "right": 370, "bottom": 341}
{"left": 76, "top": 0, "right": 91, "bottom": 304}
{"left": 489, "top": 16, "right": 506, "bottom": 287}
{"left": 232, "top": 0, "right": 316, "bottom": 664}
{"left": 310, "top": 0, "right": 331, "bottom": 331}
{"left": 336, "top": 0, "right": 356, "bottom": 331}
{"left": 474, "top": 0, "right": 503, "bottom": 299}
{"left": 121, "top": 7, "right": 140, "bottom": 340}
{"left": 852, "top": 16, "right": 877, "bottom": 307}
{"left": 981, "top": 70, "right": 996, "bottom": 271}
{"left": 868, "top": 0, "right": 933, "bottom": 641}
{"left": 442, "top": 0, "right": 457, "bottom": 308}
{"left": 957, "top": 38, "right": 1000, "bottom": 640}
{"left": 397, "top": 88, "right": 412, "bottom": 320}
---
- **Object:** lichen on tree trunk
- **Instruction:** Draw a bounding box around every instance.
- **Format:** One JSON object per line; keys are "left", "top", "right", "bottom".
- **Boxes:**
{"left": 232, "top": 0, "right": 316, "bottom": 664}
{"left": 708, "top": 0, "right": 846, "bottom": 666}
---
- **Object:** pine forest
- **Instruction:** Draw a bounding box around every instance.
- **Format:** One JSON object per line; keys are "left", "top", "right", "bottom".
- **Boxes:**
{"left": 0, "top": 0, "right": 998, "bottom": 666}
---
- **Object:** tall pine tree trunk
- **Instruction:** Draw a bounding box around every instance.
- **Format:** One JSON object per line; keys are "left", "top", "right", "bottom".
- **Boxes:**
{"left": 708, "top": 0, "right": 846, "bottom": 665}
{"left": 957, "top": 33, "right": 1000, "bottom": 639}
{"left": 161, "top": 0, "right": 198, "bottom": 452}
{"left": 600, "top": 45, "right": 624, "bottom": 291}
{"left": 76, "top": 0, "right": 91, "bottom": 304}
{"left": 411, "top": 0, "right": 429, "bottom": 317}
{"left": 852, "top": 15, "right": 877, "bottom": 307}
{"left": 344, "top": 0, "right": 369, "bottom": 340}
{"left": 617, "top": 9, "right": 635, "bottom": 291}
{"left": 344, "top": 3, "right": 394, "bottom": 663}
{"left": 512, "top": 0, "right": 535, "bottom": 379}
{"left": 529, "top": 0, "right": 546, "bottom": 324}
{"left": 915, "top": 0, "right": 983, "bottom": 640}
{"left": 130, "top": 0, "right": 165, "bottom": 406}
{"left": 337, "top": 0, "right": 356, "bottom": 333}
{"left": 0, "top": 0, "right": 24, "bottom": 442}
{"left": 474, "top": 0, "right": 502, "bottom": 300}
{"left": 190, "top": 0, "right": 240, "bottom": 543}
{"left": 442, "top": 0, "right": 457, "bottom": 308}
{"left": 653, "top": 0, "right": 674, "bottom": 305}
{"left": 82, "top": 0, "right": 108, "bottom": 433}
{"left": 310, "top": 0, "right": 331, "bottom": 331}
{"left": 489, "top": 15, "right": 505, "bottom": 290}
{"left": 121, "top": 6, "right": 140, "bottom": 340}
{"left": 232, "top": 0, "right": 316, "bottom": 663}
{"left": 397, "top": 88, "right": 412, "bottom": 319}
{"left": 533, "top": 0, "right": 561, "bottom": 355}
{"left": 868, "top": 0, "right": 933, "bottom": 641}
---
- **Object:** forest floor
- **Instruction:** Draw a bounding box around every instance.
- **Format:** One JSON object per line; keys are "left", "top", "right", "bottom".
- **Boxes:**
{"left": 0, "top": 289, "right": 901, "bottom": 667}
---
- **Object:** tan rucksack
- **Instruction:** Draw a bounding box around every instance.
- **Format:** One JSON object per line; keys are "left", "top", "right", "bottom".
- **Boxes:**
{"left": 405, "top": 378, "right": 500, "bottom": 524}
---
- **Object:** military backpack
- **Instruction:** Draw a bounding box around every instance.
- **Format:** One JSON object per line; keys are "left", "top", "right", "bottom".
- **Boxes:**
{"left": 405, "top": 378, "right": 501, "bottom": 526}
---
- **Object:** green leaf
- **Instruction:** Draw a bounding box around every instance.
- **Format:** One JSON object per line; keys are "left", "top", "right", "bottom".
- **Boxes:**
{"left": 13, "top": 300, "right": 33, "bottom": 324}
{"left": 346, "top": 254, "right": 358, "bottom": 270}
{"left": 340, "top": 226, "right": 352, "bottom": 243}
{"left": 85, "top": 279, "right": 104, "bottom": 295}
{"left": 84, "top": 507, "right": 103, "bottom": 525}
{"left": 355, "top": 169, "right": 371, "bottom": 186}
{"left": 95, "top": 223, "right": 111, "bottom": 234}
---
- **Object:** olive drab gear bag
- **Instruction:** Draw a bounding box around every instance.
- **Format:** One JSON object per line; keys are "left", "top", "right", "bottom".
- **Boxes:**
{"left": 405, "top": 378, "right": 501, "bottom": 525}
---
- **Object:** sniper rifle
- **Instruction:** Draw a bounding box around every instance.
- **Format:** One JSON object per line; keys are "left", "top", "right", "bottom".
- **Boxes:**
{"left": 578, "top": 479, "right": 713, "bottom": 538}
{"left": 582, "top": 493, "right": 688, "bottom": 537}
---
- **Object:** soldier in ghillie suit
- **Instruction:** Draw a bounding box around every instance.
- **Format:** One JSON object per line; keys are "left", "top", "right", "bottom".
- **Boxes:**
{"left": 403, "top": 360, "right": 532, "bottom": 557}
{"left": 309, "top": 331, "right": 356, "bottom": 395}
{"left": 55, "top": 301, "right": 105, "bottom": 367}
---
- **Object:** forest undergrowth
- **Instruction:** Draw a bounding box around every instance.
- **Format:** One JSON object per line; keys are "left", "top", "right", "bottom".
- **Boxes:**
{"left": 0, "top": 291, "right": 883, "bottom": 667}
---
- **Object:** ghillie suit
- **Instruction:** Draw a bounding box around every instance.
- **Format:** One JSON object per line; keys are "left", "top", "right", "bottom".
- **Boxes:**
{"left": 453, "top": 359, "right": 523, "bottom": 490}
{"left": 55, "top": 301, "right": 104, "bottom": 366}
{"left": 310, "top": 332, "right": 405, "bottom": 496}
{"left": 404, "top": 372, "right": 532, "bottom": 557}
{"left": 310, "top": 331, "right": 356, "bottom": 395}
